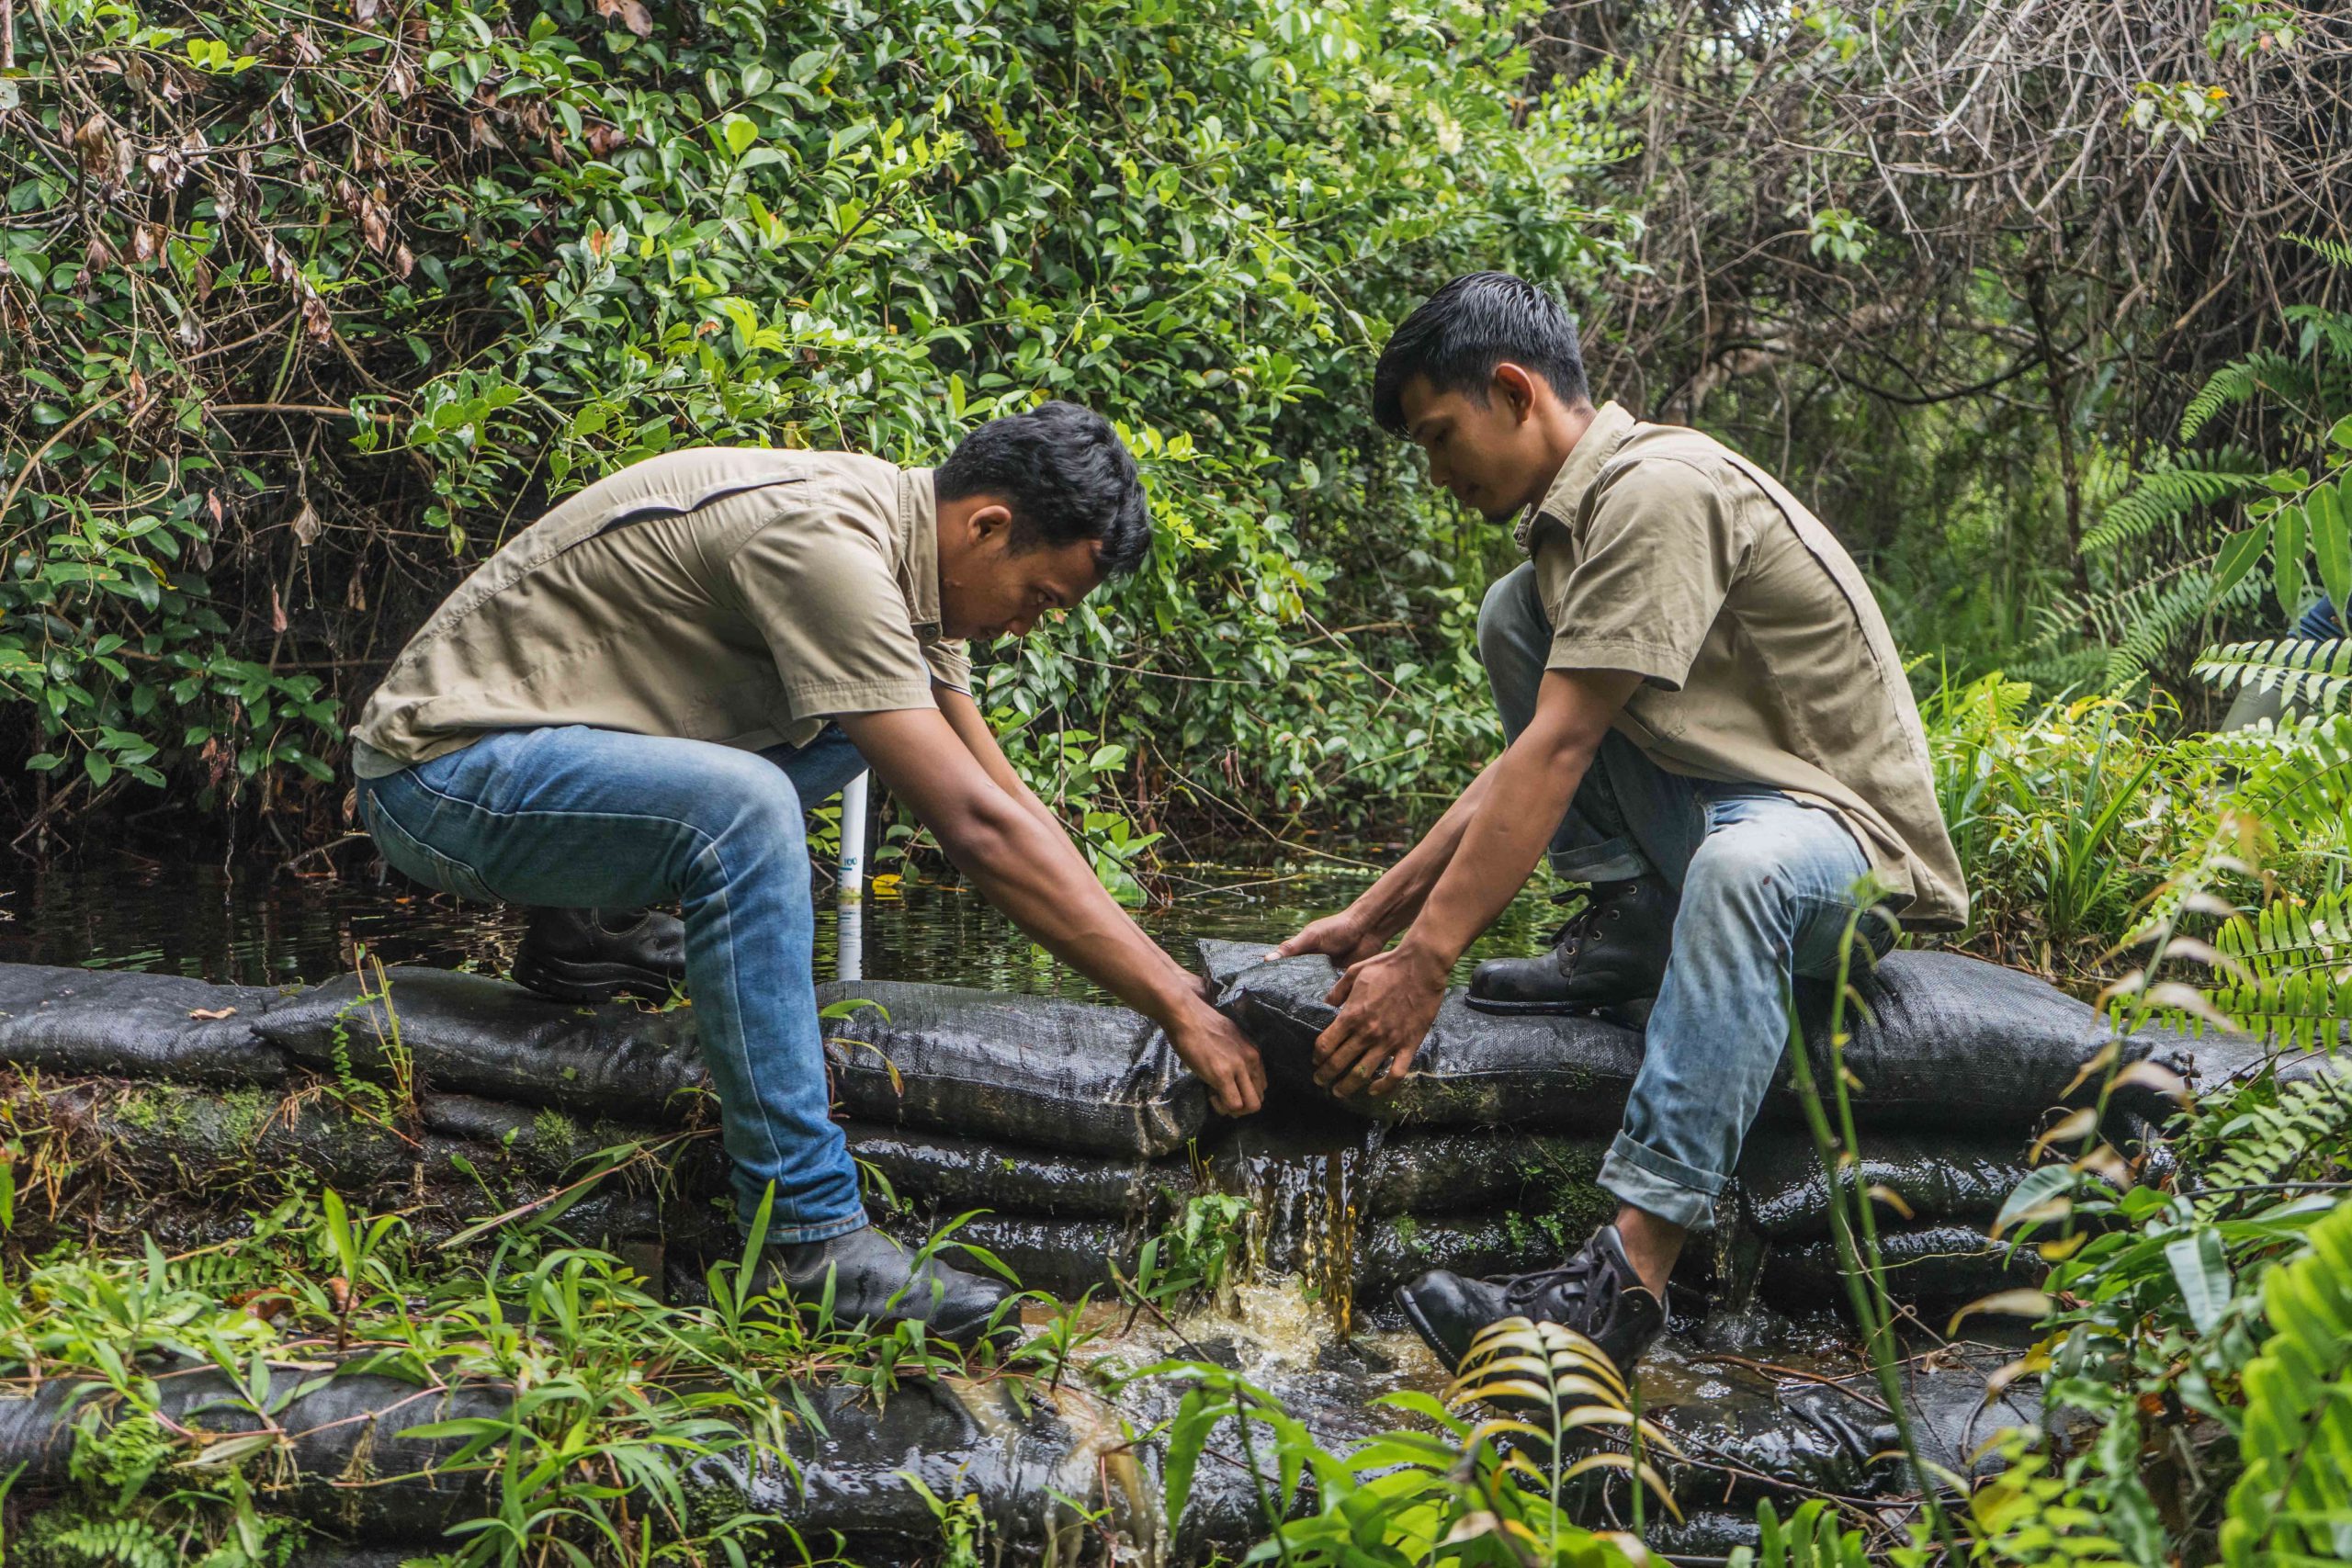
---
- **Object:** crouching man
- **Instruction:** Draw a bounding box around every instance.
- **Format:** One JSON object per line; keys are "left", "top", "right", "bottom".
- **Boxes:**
{"left": 350, "top": 402, "right": 1265, "bottom": 1347}
{"left": 1277, "top": 276, "right": 1966, "bottom": 1375}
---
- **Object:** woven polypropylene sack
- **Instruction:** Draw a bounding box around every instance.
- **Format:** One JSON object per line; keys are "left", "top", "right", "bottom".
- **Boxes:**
{"left": 1734, "top": 1128, "right": 2031, "bottom": 1240}
{"left": 0, "top": 963, "right": 287, "bottom": 1084}
{"left": 818, "top": 979, "right": 1207, "bottom": 1158}
{"left": 1204, "top": 940, "right": 2188, "bottom": 1133}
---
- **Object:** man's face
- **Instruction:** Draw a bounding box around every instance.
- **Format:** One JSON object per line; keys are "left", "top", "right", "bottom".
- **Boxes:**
{"left": 938, "top": 502, "right": 1108, "bottom": 642}
{"left": 1398, "top": 370, "right": 1555, "bottom": 522}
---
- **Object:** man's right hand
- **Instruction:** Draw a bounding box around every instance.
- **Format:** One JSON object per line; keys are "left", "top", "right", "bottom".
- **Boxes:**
{"left": 1168, "top": 1008, "right": 1268, "bottom": 1116}
{"left": 1272, "top": 908, "right": 1385, "bottom": 969}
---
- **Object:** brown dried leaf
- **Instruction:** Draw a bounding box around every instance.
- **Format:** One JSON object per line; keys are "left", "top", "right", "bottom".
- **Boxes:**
{"left": 592, "top": 0, "right": 652, "bottom": 38}
{"left": 359, "top": 199, "right": 390, "bottom": 254}
{"left": 300, "top": 292, "right": 333, "bottom": 342}
{"left": 392, "top": 243, "right": 415, "bottom": 279}
{"left": 290, "top": 502, "right": 322, "bottom": 547}
{"left": 269, "top": 585, "right": 288, "bottom": 635}
{"left": 130, "top": 223, "right": 160, "bottom": 265}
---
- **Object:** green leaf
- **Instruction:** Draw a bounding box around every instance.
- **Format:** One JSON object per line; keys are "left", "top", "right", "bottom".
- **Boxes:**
{"left": 721, "top": 114, "right": 758, "bottom": 159}
{"left": 83, "top": 752, "right": 112, "bottom": 786}
{"left": 2328, "top": 413, "right": 2352, "bottom": 450}
{"left": 2165, "top": 1228, "right": 2233, "bottom": 1334}
{"left": 2194, "top": 517, "right": 2262, "bottom": 602}
{"left": 2277, "top": 502, "right": 2309, "bottom": 616}
{"left": 2314, "top": 480, "right": 2352, "bottom": 617}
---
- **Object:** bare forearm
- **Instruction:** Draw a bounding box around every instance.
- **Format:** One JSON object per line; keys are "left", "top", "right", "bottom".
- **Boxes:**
{"left": 1402, "top": 741, "right": 1592, "bottom": 969}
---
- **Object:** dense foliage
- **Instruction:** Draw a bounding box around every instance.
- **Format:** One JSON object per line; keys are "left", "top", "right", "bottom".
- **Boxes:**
{"left": 1, "top": 0, "right": 1635, "bottom": 850}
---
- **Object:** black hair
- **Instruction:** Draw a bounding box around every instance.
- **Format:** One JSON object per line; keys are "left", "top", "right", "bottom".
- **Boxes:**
{"left": 935, "top": 400, "right": 1151, "bottom": 575}
{"left": 1371, "top": 272, "right": 1590, "bottom": 436}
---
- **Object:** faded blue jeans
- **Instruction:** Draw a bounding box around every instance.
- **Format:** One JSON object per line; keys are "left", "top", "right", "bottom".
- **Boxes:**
{"left": 1479, "top": 563, "right": 1889, "bottom": 1231}
{"left": 354, "top": 724, "right": 871, "bottom": 1245}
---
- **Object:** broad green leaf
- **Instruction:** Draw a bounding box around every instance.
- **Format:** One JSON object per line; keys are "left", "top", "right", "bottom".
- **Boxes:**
{"left": 2165, "top": 1228, "right": 2233, "bottom": 1334}
{"left": 2212, "top": 523, "right": 2271, "bottom": 604}
{"left": 2313, "top": 479, "right": 2352, "bottom": 616}
{"left": 2275, "top": 502, "right": 2307, "bottom": 617}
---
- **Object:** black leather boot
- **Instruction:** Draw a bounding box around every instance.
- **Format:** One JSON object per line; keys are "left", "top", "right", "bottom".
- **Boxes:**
{"left": 1395, "top": 1223, "right": 1666, "bottom": 1380}
{"left": 1466, "top": 876, "right": 1678, "bottom": 1015}
{"left": 513, "top": 907, "right": 687, "bottom": 1004}
{"left": 751, "top": 1223, "right": 1019, "bottom": 1349}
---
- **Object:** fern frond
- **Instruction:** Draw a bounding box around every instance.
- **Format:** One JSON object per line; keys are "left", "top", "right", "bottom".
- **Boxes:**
{"left": 2195, "top": 638, "right": 2352, "bottom": 715}
{"left": 2220, "top": 1197, "right": 2352, "bottom": 1566}
{"left": 2207, "top": 889, "right": 2352, "bottom": 1050}
{"left": 2218, "top": 712, "right": 2352, "bottom": 845}
{"left": 2191, "top": 1074, "right": 2352, "bottom": 1216}
{"left": 2085, "top": 447, "right": 2268, "bottom": 551}
{"left": 2285, "top": 231, "right": 2352, "bottom": 272}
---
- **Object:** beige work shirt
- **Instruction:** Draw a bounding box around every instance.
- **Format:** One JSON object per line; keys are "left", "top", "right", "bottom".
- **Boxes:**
{"left": 1523, "top": 402, "right": 1968, "bottom": 931}
{"left": 352, "top": 448, "right": 970, "bottom": 777}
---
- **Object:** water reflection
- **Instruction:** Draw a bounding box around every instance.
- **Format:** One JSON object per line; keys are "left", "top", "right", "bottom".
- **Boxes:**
{"left": 0, "top": 854, "right": 1565, "bottom": 995}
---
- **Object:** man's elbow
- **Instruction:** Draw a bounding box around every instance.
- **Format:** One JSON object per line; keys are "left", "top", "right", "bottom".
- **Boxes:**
{"left": 926, "top": 784, "right": 1032, "bottom": 871}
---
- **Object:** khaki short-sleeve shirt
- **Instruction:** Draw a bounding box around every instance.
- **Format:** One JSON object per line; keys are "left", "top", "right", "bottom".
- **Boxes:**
{"left": 1524, "top": 402, "right": 1968, "bottom": 931}
{"left": 351, "top": 448, "right": 969, "bottom": 776}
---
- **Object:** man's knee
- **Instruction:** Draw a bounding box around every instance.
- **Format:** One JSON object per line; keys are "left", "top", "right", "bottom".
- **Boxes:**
{"left": 1476, "top": 561, "right": 1546, "bottom": 673}
{"left": 697, "top": 749, "right": 809, "bottom": 867}
{"left": 1677, "top": 831, "right": 1802, "bottom": 936}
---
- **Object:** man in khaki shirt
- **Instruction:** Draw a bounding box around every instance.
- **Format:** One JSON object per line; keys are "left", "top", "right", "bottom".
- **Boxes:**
{"left": 352, "top": 401, "right": 1266, "bottom": 1348}
{"left": 1275, "top": 274, "right": 1965, "bottom": 1376}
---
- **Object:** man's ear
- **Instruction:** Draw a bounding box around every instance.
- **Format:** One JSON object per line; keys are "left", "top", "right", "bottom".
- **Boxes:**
{"left": 967, "top": 501, "right": 1015, "bottom": 549}
{"left": 1493, "top": 362, "right": 1541, "bottom": 421}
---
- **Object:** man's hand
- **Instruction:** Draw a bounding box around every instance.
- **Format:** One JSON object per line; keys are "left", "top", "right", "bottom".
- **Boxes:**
{"left": 1313, "top": 942, "right": 1449, "bottom": 1099}
{"left": 1169, "top": 1007, "right": 1268, "bottom": 1116}
{"left": 1271, "top": 907, "right": 1385, "bottom": 969}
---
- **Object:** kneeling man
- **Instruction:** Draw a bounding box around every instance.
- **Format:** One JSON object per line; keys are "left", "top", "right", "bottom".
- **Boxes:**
{"left": 352, "top": 402, "right": 1265, "bottom": 1346}
{"left": 1278, "top": 275, "right": 1966, "bottom": 1373}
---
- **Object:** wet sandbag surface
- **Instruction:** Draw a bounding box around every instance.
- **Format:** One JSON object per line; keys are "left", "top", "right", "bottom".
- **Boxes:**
{"left": 256, "top": 966, "right": 709, "bottom": 1120}
{"left": 1763, "top": 1224, "right": 2045, "bottom": 1312}
{"left": 1354, "top": 1128, "right": 1606, "bottom": 1217}
{"left": 844, "top": 1120, "right": 1190, "bottom": 1221}
{"left": 1735, "top": 1128, "right": 2031, "bottom": 1240}
{"left": 1204, "top": 939, "right": 2191, "bottom": 1133}
{"left": 1202, "top": 940, "right": 1645, "bottom": 1132}
{"left": 818, "top": 979, "right": 1206, "bottom": 1157}
{"left": 0, "top": 964, "right": 288, "bottom": 1085}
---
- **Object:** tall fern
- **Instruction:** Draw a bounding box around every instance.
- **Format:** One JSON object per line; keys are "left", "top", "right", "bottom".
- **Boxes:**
{"left": 2208, "top": 889, "right": 2352, "bottom": 1051}
{"left": 2221, "top": 1197, "right": 2352, "bottom": 1567}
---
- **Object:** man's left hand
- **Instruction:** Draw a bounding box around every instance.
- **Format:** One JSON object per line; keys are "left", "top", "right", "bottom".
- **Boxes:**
{"left": 1314, "top": 942, "right": 1449, "bottom": 1099}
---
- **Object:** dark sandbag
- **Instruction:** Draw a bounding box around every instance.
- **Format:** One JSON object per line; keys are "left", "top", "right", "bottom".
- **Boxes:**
{"left": 0, "top": 1360, "right": 1149, "bottom": 1558}
{"left": 0, "top": 964, "right": 287, "bottom": 1084}
{"left": 0, "top": 1361, "right": 512, "bottom": 1537}
{"left": 1353, "top": 1128, "right": 1606, "bottom": 1218}
{"left": 1735, "top": 1129, "right": 2031, "bottom": 1241}
{"left": 931, "top": 1213, "right": 1142, "bottom": 1299}
{"left": 819, "top": 980, "right": 1207, "bottom": 1158}
{"left": 256, "top": 967, "right": 709, "bottom": 1121}
{"left": 1762, "top": 1224, "right": 2044, "bottom": 1314}
{"left": 847, "top": 1121, "right": 1189, "bottom": 1222}
{"left": 1203, "top": 940, "right": 2190, "bottom": 1133}
{"left": 1202, "top": 940, "right": 1645, "bottom": 1133}
{"left": 1352, "top": 1213, "right": 1571, "bottom": 1300}
{"left": 259, "top": 969, "right": 1206, "bottom": 1159}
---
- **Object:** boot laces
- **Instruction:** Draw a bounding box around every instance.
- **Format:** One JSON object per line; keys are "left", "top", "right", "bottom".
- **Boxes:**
{"left": 1500, "top": 1246, "right": 1617, "bottom": 1323}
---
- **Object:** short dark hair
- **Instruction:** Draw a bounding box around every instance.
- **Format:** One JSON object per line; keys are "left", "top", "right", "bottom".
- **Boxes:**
{"left": 935, "top": 401, "right": 1151, "bottom": 575}
{"left": 1371, "top": 272, "right": 1590, "bottom": 436}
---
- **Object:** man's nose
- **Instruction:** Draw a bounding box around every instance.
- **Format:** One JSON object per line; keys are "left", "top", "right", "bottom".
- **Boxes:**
{"left": 1426, "top": 450, "right": 1452, "bottom": 488}
{"left": 1006, "top": 612, "right": 1037, "bottom": 638}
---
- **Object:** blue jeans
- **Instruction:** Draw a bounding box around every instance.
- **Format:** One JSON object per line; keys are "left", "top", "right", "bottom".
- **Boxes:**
{"left": 1479, "top": 563, "right": 1888, "bottom": 1231}
{"left": 355, "top": 724, "right": 871, "bottom": 1245}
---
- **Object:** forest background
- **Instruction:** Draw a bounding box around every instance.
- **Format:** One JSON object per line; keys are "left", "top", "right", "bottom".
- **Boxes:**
{"left": 1, "top": 0, "right": 2347, "bottom": 888}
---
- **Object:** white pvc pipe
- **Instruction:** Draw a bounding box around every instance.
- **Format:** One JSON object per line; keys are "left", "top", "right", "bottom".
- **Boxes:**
{"left": 838, "top": 771, "right": 869, "bottom": 901}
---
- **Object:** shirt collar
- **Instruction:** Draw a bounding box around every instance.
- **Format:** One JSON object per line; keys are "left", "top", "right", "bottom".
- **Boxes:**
{"left": 1515, "top": 400, "right": 1639, "bottom": 550}
{"left": 896, "top": 466, "right": 945, "bottom": 632}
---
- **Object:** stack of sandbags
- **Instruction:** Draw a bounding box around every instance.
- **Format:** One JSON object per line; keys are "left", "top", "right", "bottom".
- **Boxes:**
{"left": 0, "top": 962, "right": 1208, "bottom": 1296}
{"left": 1203, "top": 938, "right": 2174, "bottom": 1313}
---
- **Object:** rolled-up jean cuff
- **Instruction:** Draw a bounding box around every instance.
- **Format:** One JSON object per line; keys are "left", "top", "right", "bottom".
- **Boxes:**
{"left": 753, "top": 1206, "right": 870, "bottom": 1248}
{"left": 1600, "top": 1133, "right": 1723, "bottom": 1232}
{"left": 1552, "top": 838, "right": 1653, "bottom": 884}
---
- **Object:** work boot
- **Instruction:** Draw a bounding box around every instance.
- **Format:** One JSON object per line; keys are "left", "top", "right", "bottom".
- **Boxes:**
{"left": 1396, "top": 1224, "right": 1666, "bottom": 1381}
{"left": 513, "top": 907, "right": 686, "bottom": 1004}
{"left": 751, "top": 1223, "right": 1018, "bottom": 1350}
{"left": 1466, "top": 877, "right": 1678, "bottom": 1015}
